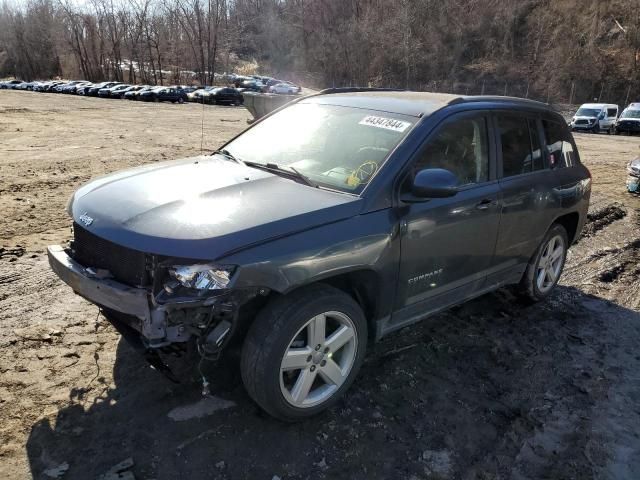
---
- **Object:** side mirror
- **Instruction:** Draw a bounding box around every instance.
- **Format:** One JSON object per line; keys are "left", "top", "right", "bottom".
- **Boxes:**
{"left": 598, "top": 112, "right": 605, "bottom": 120}
{"left": 408, "top": 168, "right": 458, "bottom": 200}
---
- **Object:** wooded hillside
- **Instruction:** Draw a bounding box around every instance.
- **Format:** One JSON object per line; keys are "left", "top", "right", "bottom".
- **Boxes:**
{"left": 1, "top": 0, "right": 639, "bottom": 105}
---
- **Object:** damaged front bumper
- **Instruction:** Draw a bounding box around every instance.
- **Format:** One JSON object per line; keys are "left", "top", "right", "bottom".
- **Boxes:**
{"left": 47, "top": 245, "right": 246, "bottom": 349}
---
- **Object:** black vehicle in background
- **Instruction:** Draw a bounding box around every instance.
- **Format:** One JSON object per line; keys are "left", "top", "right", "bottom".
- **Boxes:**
{"left": 207, "top": 87, "right": 244, "bottom": 105}
{"left": 139, "top": 86, "right": 187, "bottom": 103}
{"left": 615, "top": 104, "right": 640, "bottom": 135}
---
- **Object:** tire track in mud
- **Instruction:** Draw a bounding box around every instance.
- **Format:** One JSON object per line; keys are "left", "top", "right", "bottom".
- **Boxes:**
{"left": 565, "top": 204, "right": 640, "bottom": 309}
{"left": 582, "top": 203, "right": 626, "bottom": 237}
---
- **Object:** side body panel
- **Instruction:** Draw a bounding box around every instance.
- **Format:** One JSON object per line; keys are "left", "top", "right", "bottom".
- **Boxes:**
{"left": 220, "top": 209, "right": 402, "bottom": 329}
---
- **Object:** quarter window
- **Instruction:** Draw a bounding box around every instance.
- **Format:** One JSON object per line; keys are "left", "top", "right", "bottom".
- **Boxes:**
{"left": 542, "top": 120, "right": 576, "bottom": 168}
{"left": 412, "top": 117, "right": 489, "bottom": 186}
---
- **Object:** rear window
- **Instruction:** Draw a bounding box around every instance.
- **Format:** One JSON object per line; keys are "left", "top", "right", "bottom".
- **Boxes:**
{"left": 542, "top": 120, "right": 577, "bottom": 168}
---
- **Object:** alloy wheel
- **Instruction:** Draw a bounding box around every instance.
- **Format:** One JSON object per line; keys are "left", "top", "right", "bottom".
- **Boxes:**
{"left": 536, "top": 234, "right": 565, "bottom": 293}
{"left": 280, "top": 311, "right": 357, "bottom": 408}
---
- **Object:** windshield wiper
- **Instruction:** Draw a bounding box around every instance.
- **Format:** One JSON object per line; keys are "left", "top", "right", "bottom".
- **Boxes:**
{"left": 212, "top": 149, "right": 244, "bottom": 165}
{"left": 243, "top": 161, "right": 318, "bottom": 188}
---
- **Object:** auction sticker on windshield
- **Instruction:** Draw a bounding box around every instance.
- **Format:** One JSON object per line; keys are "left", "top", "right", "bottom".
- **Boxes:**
{"left": 359, "top": 115, "right": 411, "bottom": 132}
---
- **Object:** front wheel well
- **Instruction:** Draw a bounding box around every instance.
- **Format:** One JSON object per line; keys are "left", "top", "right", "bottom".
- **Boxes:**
{"left": 318, "top": 270, "right": 380, "bottom": 339}
{"left": 553, "top": 212, "right": 580, "bottom": 244}
{"left": 233, "top": 271, "right": 382, "bottom": 345}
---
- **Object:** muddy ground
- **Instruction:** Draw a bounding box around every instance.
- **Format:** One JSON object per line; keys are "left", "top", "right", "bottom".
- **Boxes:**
{"left": 0, "top": 90, "right": 639, "bottom": 479}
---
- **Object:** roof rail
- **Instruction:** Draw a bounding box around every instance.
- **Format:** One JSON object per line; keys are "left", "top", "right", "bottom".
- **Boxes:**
{"left": 318, "top": 87, "right": 406, "bottom": 95}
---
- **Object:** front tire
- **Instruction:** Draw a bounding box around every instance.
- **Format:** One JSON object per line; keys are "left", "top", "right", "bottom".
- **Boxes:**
{"left": 241, "top": 284, "right": 367, "bottom": 421}
{"left": 517, "top": 224, "right": 568, "bottom": 303}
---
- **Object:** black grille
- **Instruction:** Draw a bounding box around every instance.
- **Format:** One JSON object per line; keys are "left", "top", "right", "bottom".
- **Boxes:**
{"left": 71, "top": 223, "right": 148, "bottom": 287}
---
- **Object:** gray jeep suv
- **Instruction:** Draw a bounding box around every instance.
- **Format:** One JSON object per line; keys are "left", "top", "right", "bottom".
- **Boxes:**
{"left": 48, "top": 89, "right": 591, "bottom": 421}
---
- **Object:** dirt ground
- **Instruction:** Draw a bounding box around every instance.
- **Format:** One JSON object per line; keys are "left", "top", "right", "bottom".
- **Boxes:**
{"left": 1, "top": 90, "right": 639, "bottom": 480}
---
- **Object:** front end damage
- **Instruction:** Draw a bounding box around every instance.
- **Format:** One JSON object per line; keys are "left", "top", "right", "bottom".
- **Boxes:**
{"left": 627, "top": 157, "right": 640, "bottom": 193}
{"left": 47, "top": 239, "right": 266, "bottom": 383}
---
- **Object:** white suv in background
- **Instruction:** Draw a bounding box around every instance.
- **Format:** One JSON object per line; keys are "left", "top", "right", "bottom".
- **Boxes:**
{"left": 570, "top": 103, "right": 618, "bottom": 134}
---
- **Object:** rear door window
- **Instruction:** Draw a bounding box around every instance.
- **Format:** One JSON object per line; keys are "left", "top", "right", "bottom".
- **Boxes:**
{"left": 497, "top": 115, "right": 541, "bottom": 177}
{"left": 607, "top": 108, "right": 617, "bottom": 117}
{"left": 542, "top": 119, "right": 577, "bottom": 168}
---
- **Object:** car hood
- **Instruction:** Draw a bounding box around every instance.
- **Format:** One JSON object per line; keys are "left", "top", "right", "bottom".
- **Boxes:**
{"left": 573, "top": 116, "right": 597, "bottom": 121}
{"left": 70, "top": 156, "right": 363, "bottom": 260}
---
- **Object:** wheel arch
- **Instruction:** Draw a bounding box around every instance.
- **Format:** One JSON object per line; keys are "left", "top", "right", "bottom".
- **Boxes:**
{"left": 552, "top": 211, "right": 581, "bottom": 244}
{"left": 234, "top": 269, "right": 382, "bottom": 344}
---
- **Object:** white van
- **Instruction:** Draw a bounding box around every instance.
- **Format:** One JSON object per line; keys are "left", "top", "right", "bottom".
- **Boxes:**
{"left": 615, "top": 103, "right": 640, "bottom": 135}
{"left": 570, "top": 103, "right": 619, "bottom": 134}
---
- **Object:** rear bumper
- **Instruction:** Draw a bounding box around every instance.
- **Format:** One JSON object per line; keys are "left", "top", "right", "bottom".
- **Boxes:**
{"left": 48, "top": 245, "right": 150, "bottom": 320}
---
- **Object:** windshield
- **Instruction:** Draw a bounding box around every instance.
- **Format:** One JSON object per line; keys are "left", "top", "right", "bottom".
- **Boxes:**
{"left": 621, "top": 109, "right": 640, "bottom": 119}
{"left": 576, "top": 108, "right": 601, "bottom": 117}
{"left": 223, "top": 103, "right": 415, "bottom": 194}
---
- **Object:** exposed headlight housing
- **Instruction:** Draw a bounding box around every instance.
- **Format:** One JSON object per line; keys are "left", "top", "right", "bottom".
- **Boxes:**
{"left": 169, "top": 264, "right": 235, "bottom": 290}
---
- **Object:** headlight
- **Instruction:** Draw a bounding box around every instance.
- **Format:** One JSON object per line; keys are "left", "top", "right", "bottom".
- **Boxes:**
{"left": 169, "top": 264, "right": 235, "bottom": 290}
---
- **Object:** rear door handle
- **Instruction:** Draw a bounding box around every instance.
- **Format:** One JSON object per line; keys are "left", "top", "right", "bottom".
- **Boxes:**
{"left": 475, "top": 198, "right": 495, "bottom": 210}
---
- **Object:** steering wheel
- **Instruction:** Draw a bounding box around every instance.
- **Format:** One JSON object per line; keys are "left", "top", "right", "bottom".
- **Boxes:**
{"left": 346, "top": 161, "right": 379, "bottom": 187}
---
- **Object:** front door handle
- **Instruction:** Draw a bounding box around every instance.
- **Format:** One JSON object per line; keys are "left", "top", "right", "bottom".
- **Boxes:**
{"left": 475, "top": 198, "right": 495, "bottom": 210}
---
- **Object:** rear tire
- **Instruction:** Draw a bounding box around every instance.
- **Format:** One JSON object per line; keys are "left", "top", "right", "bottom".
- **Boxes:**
{"left": 517, "top": 224, "right": 568, "bottom": 303}
{"left": 241, "top": 284, "right": 367, "bottom": 421}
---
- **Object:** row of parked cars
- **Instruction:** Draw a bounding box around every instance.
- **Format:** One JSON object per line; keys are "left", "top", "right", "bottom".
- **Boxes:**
{"left": 0, "top": 77, "right": 303, "bottom": 105}
{"left": 569, "top": 102, "right": 640, "bottom": 135}
{"left": 229, "top": 74, "right": 302, "bottom": 94}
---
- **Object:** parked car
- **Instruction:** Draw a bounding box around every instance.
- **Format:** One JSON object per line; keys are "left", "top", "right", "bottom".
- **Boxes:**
{"left": 87, "top": 82, "right": 121, "bottom": 96}
{"left": 0, "top": 79, "right": 23, "bottom": 89}
{"left": 76, "top": 82, "right": 97, "bottom": 95}
{"left": 124, "top": 85, "right": 154, "bottom": 100}
{"left": 204, "top": 87, "right": 244, "bottom": 105}
{"left": 117, "top": 85, "right": 145, "bottom": 98}
{"left": 48, "top": 89, "right": 590, "bottom": 421}
{"left": 139, "top": 86, "right": 187, "bottom": 103}
{"left": 63, "top": 81, "right": 91, "bottom": 94}
{"left": 98, "top": 84, "right": 131, "bottom": 98}
{"left": 54, "top": 81, "right": 83, "bottom": 93}
{"left": 569, "top": 103, "right": 618, "bottom": 133}
{"left": 615, "top": 103, "right": 640, "bottom": 135}
{"left": 187, "top": 87, "right": 209, "bottom": 101}
{"left": 268, "top": 82, "right": 301, "bottom": 95}
{"left": 33, "top": 81, "right": 60, "bottom": 92}
{"left": 239, "top": 80, "right": 265, "bottom": 92}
